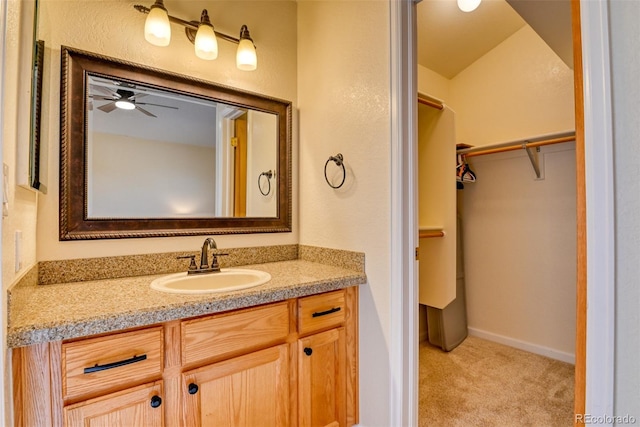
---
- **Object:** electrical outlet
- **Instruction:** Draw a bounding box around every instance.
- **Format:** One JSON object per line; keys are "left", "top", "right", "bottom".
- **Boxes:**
{"left": 15, "top": 230, "right": 23, "bottom": 273}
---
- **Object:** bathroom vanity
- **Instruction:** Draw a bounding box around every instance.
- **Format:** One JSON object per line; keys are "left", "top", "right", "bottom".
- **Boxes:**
{"left": 9, "top": 251, "right": 364, "bottom": 427}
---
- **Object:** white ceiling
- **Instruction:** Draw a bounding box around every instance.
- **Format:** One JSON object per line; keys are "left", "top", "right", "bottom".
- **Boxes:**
{"left": 417, "top": 0, "right": 572, "bottom": 80}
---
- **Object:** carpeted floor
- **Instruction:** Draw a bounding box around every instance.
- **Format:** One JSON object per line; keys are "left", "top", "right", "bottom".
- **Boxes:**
{"left": 419, "top": 336, "right": 575, "bottom": 426}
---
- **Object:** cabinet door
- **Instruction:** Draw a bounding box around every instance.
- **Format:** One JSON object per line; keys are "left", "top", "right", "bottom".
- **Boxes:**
{"left": 298, "top": 328, "right": 346, "bottom": 427}
{"left": 63, "top": 381, "right": 163, "bottom": 427}
{"left": 182, "top": 344, "right": 289, "bottom": 427}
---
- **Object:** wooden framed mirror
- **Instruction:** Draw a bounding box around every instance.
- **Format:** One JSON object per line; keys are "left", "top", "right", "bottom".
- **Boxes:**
{"left": 60, "top": 46, "right": 291, "bottom": 240}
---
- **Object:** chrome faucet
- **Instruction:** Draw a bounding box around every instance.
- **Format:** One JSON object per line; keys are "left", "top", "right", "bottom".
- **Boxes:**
{"left": 200, "top": 237, "right": 217, "bottom": 270}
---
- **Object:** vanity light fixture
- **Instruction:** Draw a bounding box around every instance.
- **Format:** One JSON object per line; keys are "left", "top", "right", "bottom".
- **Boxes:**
{"left": 236, "top": 25, "right": 257, "bottom": 71}
{"left": 144, "top": 0, "right": 171, "bottom": 46}
{"left": 457, "top": 0, "right": 481, "bottom": 12}
{"left": 194, "top": 10, "right": 218, "bottom": 60}
{"left": 134, "top": 1, "right": 257, "bottom": 70}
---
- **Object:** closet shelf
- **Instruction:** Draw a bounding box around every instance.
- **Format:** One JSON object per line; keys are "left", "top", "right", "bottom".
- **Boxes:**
{"left": 456, "top": 130, "right": 576, "bottom": 179}
{"left": 417, "top": 93, "right": 444, "bottom": 111}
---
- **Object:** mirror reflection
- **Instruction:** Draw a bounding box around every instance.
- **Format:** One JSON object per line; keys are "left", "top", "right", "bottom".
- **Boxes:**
{"left": 59, "top": 47, "right": 291, "bottom": 240}
{"left": 86, "top": 75, "right": 278, "bottom": 219}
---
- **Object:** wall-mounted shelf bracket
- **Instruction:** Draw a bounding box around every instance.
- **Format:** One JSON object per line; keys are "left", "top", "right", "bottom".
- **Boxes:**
{"left": 523, "top": 143, "right": 544, "bottom": 180}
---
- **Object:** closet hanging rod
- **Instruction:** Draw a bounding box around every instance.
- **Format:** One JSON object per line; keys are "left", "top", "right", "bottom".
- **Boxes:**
{"left": 456, "top": 131, "right": 576, "bottom": 159}
{"left": 419, "top": 229, "right": 445, "bottom": 239}
{"left": 417, "top": 96, "right": 444, "bottom": 110}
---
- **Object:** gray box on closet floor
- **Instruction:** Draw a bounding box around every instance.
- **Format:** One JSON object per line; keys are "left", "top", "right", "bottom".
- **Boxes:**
{"left": 427, "top": 215, "right": 468, "bottom": 351}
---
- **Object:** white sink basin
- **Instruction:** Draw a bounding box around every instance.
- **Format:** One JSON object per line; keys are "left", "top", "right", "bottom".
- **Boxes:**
{"left": 150, "top": 268, "right": 271, "bottom": 294}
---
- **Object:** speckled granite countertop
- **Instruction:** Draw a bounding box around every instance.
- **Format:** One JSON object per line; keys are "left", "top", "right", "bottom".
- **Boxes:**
{"left": 8, "top": 259, "right": 366, "bottom": 348}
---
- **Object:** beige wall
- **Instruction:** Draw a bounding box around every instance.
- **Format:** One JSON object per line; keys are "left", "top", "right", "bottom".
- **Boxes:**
{"left": 462, "top": 144, "right": 576, "bottom": 360}
{"left": 417, "top": 64, "right": 450, "bottom": 103}
{"left": 36, "top": 0, "right": 298, "bottom": 260}
{"left": 246, "top": 110, "right": 278, "bottom": 217}
{"left": 418, "top": 24, "right": 576, "bottom": 360}
{"left": 609, "top": 0, "right": 640, "bottom": 418}
{"left": 449, "top": 25, "right": 575, "bottom": 147}
{"left": 90, "top": 133, "right": 216, "bottom": 218}
{"left": 297, "top": 0, "right": 391, "bottom": 424}
{"left": 452, "top": 24, "right": 576, "bottom": 360}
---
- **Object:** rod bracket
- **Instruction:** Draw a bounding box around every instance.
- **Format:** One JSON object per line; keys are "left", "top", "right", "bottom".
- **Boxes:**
{"left": 523, "top": 143, "right": 544, "bottom": 180}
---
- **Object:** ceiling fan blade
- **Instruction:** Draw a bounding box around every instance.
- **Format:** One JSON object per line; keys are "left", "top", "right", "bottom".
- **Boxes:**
{"left": 90, "top": 95, "right": 114, "bottom": 101}
{"left": 136, "top": 106, "right": 157, "bottom": 118}
{"left": 91, "top": 86, "right": 117, "bottom": 97}
{"left": 137, "top": 102, "right": 179, "bottom": 110}
{"left": 130, "top": 93, "right": 148, "bottom": 100}
{"left": 98, "top": 102, "right": 118, "bottom": 113}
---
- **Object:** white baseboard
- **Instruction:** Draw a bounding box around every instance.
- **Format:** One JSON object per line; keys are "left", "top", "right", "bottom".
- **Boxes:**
{"left": 467, "top": 327, "right": 575, "bottom": 365}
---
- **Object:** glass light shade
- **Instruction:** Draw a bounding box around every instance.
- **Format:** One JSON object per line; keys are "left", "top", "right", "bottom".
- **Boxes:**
{"left": 115, "top": 100, "right": 136, "bottom": 110}
{"left": 195, "top": 24, "right": 218, "bottom": 60}
{"left": 236, "top": 39, "right": 257, "bottom": 71}
{"left": 457, "top": 0, "right": 481, "bottom": 12}
{"left": 144, "top": 6, "right": 171, "bottom": 46}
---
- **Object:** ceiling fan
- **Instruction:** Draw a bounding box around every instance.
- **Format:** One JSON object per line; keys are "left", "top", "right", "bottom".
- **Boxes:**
{"left": 90, "top": 87, "right": 178, "bottom": 118}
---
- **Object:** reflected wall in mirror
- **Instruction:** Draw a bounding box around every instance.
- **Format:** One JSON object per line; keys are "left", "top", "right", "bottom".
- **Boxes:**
{"left": 60, "top": 47, "right": 291, "bottom": 240}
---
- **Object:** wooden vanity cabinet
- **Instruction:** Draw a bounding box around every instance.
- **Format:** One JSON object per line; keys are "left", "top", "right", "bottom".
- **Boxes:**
{"left": 298, "top": 328, "right": 346, "bottom": 427}
{"left": 179, "top": 302, "right": 291, "bottom": 426}
{"left": 12, "top": 287, "right": 359, "bottom": 427}
{"left": 297, "top": 290, "right": 350, "bottom": 427}
{"left": 182, "top": 344, "right": 290, "bottom": 426}
{"left": 63, "top": 381, "right": 164, "bottom": 426}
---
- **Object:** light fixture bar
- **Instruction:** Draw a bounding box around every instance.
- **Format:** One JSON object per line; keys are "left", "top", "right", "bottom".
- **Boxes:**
{"left": 134, "top": 5, "right": 241, "bottom": 45}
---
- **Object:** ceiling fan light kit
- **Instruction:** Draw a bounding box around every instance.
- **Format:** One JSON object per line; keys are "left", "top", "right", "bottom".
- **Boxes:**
{"left": 114, "top": 99, "right": 136, "bottom": 110}
{"left": 134, "top": 1, "right": 258, "bottom": 70}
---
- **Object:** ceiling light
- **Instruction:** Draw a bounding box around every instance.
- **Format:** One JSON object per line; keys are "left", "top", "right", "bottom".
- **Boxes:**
{"left": 457, "top": 0, "right": 481, "bottom": 13}
{"left": 194, "top": 10, "right": 218, "bottom": 60}
{"left": 236, "top": 25, "right": 257, "bottom": 71}
{"left": 144, "top": 0, "right": 171, "bottom": 46}
{"left": 134, "top": 3, "right": 258, "bottom": 71}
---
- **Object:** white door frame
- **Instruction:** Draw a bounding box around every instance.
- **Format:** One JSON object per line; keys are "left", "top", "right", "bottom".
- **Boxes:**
{"left": 389, "top": 0, "right": 418, "bottom": 425}
{"left": 579, "top": 0, "right": 615, "bottom": 417}
{"left": 389, "top": 0, "right": 615, "bottom": 423}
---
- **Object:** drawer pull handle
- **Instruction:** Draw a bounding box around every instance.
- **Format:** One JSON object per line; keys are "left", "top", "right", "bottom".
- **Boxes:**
{"left": 312, "top": 307, "right": 341, "bottom": 318}
{"left": 188, "top": 383, "right": 199, "bottom": 395}
{"left": 304, "top": 347, "right": 313, "bottom": 356}
{"left": 150, "top": 395, "right": 162, "bottom": 408}
{"left": 83, "top": 354, "right": 147, "bottom": 374}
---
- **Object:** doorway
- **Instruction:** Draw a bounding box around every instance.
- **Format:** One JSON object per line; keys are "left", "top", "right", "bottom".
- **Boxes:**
{"left": 387, "top": 0, "right": 616, "bottom": 424}
{"left": 415, "top": 1, "right": 578, "bottom": 423}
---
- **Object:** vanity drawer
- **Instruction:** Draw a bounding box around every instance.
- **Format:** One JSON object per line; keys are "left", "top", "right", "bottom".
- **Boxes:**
{"left": 61, "top": 327, "right": 164, "bottom": 402}
{"left": 182, "top": 301, "right": 290, "bottom": 367}
{"left": 298, "top": 290, "right": 346, "bottom": 335}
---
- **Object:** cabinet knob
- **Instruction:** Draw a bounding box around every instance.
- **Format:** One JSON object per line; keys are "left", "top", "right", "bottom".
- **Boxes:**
{"left": 150, "top": 395, "right": 162, "bottom": 408}
{"left": 188, "top": 383, "right": 199, "bottom": 395}
{"left": 304, "top": 347, "right": 313, "bottom": 356}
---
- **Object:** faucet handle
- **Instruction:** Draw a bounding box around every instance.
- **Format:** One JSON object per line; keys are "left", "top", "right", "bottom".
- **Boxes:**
{"left": 209, "top": 252, "right": 228, "bottom": 271}
{"left": 177, "top": 255, "right": 197, "bottom": 270}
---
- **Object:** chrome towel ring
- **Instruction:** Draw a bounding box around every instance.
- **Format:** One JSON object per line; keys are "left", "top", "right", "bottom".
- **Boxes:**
{"left": 324, "top": 153, "right": 346, "bottom": 189}
{"left": 258, "top": 170, "right": 273, "bottom": 196}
